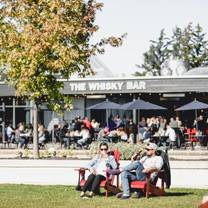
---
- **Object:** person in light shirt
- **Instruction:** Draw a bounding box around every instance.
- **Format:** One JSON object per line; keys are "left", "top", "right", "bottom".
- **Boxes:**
{"left": 77, "top": 125, "right": 91, "bottom": 147}
{"left": 80, "top": 142, "right": 117, "bottom": 199}
{"left": 165, "top": 123, "right": 176, "bottom": 147}
{"left": 107, "top": 143, "right": 163, "bottom": 199}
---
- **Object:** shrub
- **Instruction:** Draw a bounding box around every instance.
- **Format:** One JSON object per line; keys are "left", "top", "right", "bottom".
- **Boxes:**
{"left": 89, "top": 142, "right": 146, "bottom": 160}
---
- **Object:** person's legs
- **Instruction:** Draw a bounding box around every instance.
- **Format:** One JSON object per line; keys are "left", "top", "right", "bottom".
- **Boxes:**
{"left": 24, "top": 138, "right": 29, "bottom": 149}
{"left": 122, "top": 161, "right": 143, "bottom": 173}
{"left": 77, "top": 138, "right": 87, "bottom": 146}
{"left": 91, "top": 174, "right": 106, "bottom": 194}
{"left": 120, "top": 161, "right": 146, "bottom": 197}
{"left": 19, "top": 138, "right": 25, "bottom": 148}
{"left": 82, "top": 173, "right": 95, "bottom": 193}
{"left": 63, "top": 138, "right": 70, "bottom": 149}
{"left": 135, "top": 161, "right": 146, "bottom": 181}
{"left": 121, "top": 171, "right": 137, "bottom": 197}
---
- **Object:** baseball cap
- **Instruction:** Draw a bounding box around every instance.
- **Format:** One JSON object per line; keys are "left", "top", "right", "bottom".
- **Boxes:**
{"left": 146, "top": 143, "right": 158, "bottom": 150}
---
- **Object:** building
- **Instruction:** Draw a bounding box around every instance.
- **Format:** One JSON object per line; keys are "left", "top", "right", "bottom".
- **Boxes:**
{"left": 1, "top": 74, "right": 208, "bottom": 130}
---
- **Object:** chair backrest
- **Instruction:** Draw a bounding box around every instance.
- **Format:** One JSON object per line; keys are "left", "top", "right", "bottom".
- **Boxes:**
{"left": 191, "top": 128, "right": 197, "bottom": 135}
{"left": 185, "top": 128, "right": 191, "bottom": 134}
{"left": 156, "top": 149, "right": 171, "bottom": 188}
{"left": 113, "top": 148, "right": 120, "bottom": 164}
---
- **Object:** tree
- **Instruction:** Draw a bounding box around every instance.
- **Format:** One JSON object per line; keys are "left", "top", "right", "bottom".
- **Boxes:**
{"left": 135, "top": 23, "right": 208, "bottom": 76}
{"left": 135, "top": 29, "right": 171, "bottom": 76}
{"left": 171, "top": 23, "right": 208, "bottom": 69}
{"left": 0, "top": 0, "right": 125, "bottom": 158}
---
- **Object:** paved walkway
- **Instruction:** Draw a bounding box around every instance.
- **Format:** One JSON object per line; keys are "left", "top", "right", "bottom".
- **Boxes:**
{"left": 0, "top": 159, "right": 207, "bottom": 189}
{"left": 0, "top": 146, "right": 207, "bottom": 188}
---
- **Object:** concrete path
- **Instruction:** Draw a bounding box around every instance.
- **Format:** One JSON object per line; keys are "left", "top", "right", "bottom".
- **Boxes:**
{"left": 0, "top": 159, "right": 207, "bottom": 189}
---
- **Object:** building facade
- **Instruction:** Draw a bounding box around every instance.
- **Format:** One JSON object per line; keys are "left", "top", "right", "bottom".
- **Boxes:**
{"left": 1, "top": 75, "right": 208, "bottom": 129}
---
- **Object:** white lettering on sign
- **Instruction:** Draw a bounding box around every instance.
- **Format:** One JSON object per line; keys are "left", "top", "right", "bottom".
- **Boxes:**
{"left": 69, "top": 81, "right": 146, "bottom": 92}
{"left": 126, "top": 81, "right": 146, "bottom": 90}
{"left": 88, "top": 82, "right": 124, "bottom": 91}
{"left": 70, "top": 83, "right": 86, "bottom": 91}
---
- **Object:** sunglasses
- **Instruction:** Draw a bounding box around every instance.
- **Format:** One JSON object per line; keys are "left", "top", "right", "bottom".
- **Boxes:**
{"left": 100, "top": 148, "right": 108, "bottom": 151}
{"left": 146, "top": 148, "right": 153, "bottom": 151}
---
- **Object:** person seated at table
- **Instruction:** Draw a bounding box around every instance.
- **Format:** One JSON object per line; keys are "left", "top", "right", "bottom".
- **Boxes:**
{"left": 77, "top": 125, "right": 91, "bottom": 147}
{"left": 165, "top": 124, "right": 176, "bottom": 148}
{"left": 38, "top": 124, "right": 46, "bottom": 147}
{"left": 80, "top": 142, "right": 117, "bottom": 199}
{"left": 19, "top": 123, "right": 33, "bottom": 149}
{"left": 91, "top": 119, "right": 100, "bottom": 130}
{"left": 193, "top": 115, "right": 206, "bottom": 135}
{"left": 73, "top": 116, "right": 82, "bottom": 131}
{"left": 169, "top": 117, "right": 178, "bottom": 129}
{"left": 107, "top": 143, "right": 163, "bottom": 199}
{"left": 108, "top": 115, "right": 117, "bottom": 131}
{"left": 6, "top": 123, "right": 15, "bottom": 143}
{"left": 127, "top": 119, "right": 138, "bottom": 144}
{"left": 148, "top": 117, "right": 159, "bottom": 136}
{"left": 116, "top": 127, "right": 128, "bottom": 142}
{"left": 97, "top": 127, "right": 109, "bottom": 141}
{"left": 58, "top": 123, "right": 68, "bottom": 146}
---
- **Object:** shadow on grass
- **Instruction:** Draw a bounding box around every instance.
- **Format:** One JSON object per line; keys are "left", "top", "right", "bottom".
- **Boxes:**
{"left": 166, "top": 192, "right": 194, "bottom": 197}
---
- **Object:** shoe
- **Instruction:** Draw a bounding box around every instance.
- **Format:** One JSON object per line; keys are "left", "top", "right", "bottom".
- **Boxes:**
{"left": 82, "top": 196, "right": 91, "bottom": 199}
{"left": 136, "top": 191, "right": 144, "bottom": 198}
{"left": 107, "top": 169, "right": 121, "bottom": 175}
{"left": 80, "top": 191, "right": 85, "bottom": 198}
{"left": 116, "top": 192, "right": 123, "bottom": 198}
{"left": 86, "top": 191, "right": 94, "bottom": 198}
{"left": 120, "top": 195, "right": 130, "bottom": 200}
{"left": 132, "top": 191, "right": 143, "bottom": 198}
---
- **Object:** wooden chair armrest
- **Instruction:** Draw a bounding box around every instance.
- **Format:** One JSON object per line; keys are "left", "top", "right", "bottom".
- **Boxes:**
{"left": 74, "top": 168, "right": 89, "bottom": 175}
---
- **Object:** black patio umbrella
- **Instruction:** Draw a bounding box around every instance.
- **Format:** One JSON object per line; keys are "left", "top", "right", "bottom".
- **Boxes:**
{"left": 87, "top": 100, "right": 121, "bottom": 125}
{"left": 120, "top": 99, "right": 167, "bottom": 123}
{"left": 121, "top": 99, "right": 167, "bottom": 110}
{"left": 175, "top": 100, "right": 208, "bottom": 111}
{"left": 87, "top": 100, "right": 121, "bottom": 110}
{"left": 175, "top": 99, "right": 208, "bottom": 129}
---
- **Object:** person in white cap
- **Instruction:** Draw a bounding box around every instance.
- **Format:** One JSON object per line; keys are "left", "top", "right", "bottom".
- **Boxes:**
{"left": 108, "top": 142, "right": 163, "bottom": 199}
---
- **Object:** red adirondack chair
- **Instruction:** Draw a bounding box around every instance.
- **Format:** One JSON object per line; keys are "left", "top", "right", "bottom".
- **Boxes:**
{"left": 130, "top": 150, "right": 171, "bottom": 198}
{"left": 130, "top": 170, "right": 166, "bottom": 198}
{"left": 75, "top": 149, "right": 120, "bottom": 197}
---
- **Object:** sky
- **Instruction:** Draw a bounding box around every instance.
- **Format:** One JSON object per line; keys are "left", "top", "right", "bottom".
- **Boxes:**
{"left": 92, "top": 0, "right": 208, "bottom": 76}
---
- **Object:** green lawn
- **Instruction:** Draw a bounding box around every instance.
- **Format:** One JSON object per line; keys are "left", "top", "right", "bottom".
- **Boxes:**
{"left": 0, "top": 184, "right": 207, "bottom": 208}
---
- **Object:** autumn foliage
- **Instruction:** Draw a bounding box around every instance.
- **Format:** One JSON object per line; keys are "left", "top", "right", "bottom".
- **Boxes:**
{"left": 0, "top": 0, "right": 125, "bottom": 112}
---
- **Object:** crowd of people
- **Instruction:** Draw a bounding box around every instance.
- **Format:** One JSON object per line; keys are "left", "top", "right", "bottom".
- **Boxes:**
{"left": 1, "top": 114, "right": 208, "bottom": 149}
{"left": 4, "top": 122, "right": 49, "bottom": 149}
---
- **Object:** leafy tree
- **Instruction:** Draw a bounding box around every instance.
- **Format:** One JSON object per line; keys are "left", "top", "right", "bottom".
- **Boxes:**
{"left": 171, "top": 23, "right": 208, "bottom": 69}
{"left": 135, "top": 23, "right": 208, "bottom": 76}
{"left": 135, "top": 29, "right": 171, "bottom": 76}
{"left": 0, "top": 0, "right": 124, "bottom": 157}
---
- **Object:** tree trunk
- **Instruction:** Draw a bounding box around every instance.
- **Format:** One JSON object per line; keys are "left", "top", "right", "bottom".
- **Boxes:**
{"left": 2, "top": 102, "right": 5, "bottom": 144}
{"left": 33, "top": 102, "right": 39, "bottom": 158}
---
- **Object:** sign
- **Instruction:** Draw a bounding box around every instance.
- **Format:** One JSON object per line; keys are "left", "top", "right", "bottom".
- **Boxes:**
{"left": 66, "top": 80, "right": 146, "bottom": 93}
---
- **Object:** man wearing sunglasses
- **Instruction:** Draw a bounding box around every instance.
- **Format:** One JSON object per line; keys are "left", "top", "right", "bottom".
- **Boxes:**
{"left": 108, "top": 142, "right": 163, "bottom": 199}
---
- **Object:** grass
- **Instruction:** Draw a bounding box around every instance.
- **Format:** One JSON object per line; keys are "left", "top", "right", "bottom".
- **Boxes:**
{"left": 0, "top": 184, "right": 207, "bottom": 208}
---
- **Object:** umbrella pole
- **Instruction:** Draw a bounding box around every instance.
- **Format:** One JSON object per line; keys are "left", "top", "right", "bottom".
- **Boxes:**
{"left": 106, "top": 109, "right": 109, "bottom": 127}
{"left": 137, "top": 109, "right": 140, "bottom": 124}
{"left": 195, "top": 109, "right": 198, "bottom": 131}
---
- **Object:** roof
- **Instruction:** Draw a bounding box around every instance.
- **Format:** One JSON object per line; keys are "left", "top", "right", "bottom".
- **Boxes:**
{"left": 182, "top": 66, "right": 208, "bottom": 76}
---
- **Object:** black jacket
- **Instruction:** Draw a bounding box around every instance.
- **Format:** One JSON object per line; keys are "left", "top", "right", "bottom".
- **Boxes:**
{"left": 156, "top": 149, "right": 171, "bottom": 188}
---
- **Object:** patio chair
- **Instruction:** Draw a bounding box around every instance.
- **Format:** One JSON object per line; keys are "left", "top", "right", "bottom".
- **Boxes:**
{"left": 75, "top": 149, "right": 120, "bottom": 197}
{"left": 182, "top": 128, "right": 198, "bottom": 150}
{"left": 130, "top": 149, "right": 171, "bottom": 198}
